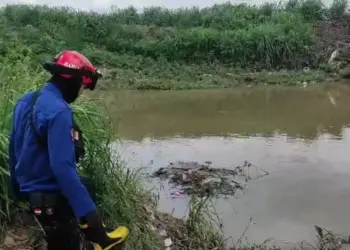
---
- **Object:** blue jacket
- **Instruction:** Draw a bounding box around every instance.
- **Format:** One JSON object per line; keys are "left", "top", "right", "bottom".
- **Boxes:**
{"left": 8, "top": 82, "right": 96, "bottom": 219}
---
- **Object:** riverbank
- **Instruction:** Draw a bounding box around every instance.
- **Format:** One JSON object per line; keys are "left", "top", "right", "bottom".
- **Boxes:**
{"left": 100, "top": 67, "right": 338, "bottom": 90}
{"left": 0, "top": 1, "right": 349, "bottom": 90}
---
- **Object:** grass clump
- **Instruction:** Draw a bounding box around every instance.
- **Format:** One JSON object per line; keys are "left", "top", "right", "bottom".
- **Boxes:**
{"left": 0, "top": 53, "right": 45, "bottom": 223}
{"left": 0, "top": 51, "right": 228, "bottom": 249}
{"left": 156, "top": 197, "right": 227, "bottom": 250}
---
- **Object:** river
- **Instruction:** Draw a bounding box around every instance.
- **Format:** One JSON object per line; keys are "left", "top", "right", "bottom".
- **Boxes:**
{"left": 97, "top": 83, "right": 350, "bottom": 246}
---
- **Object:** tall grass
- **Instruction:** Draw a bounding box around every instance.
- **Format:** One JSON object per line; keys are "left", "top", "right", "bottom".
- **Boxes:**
{"left": 2, "top": 1, "right": 347, "bottom": 30}
{"left": 0, "top": 51, "right": 227, "bottom": 249}
{"left": 0, "top": 0, "right": 348, "bottom": 71}
{"left": 0, "top": 53, "right": 45, "bottom": 222}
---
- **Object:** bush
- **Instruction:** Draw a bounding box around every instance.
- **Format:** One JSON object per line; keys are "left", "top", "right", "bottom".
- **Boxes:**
{"left": 328, "top": 0, "right": 349, "bottom": 19}
{"left": 299, "top": 0, "right": 326, "bottom": 21}
{"left": 0, "top": 2, "right": 344, "bottom": 69}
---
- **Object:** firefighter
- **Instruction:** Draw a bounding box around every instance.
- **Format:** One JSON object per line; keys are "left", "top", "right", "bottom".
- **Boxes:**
{"left": 8, "top": 50, "right": 129, "bottom": 250}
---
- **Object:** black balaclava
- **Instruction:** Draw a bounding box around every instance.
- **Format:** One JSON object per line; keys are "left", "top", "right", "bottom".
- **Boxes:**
{"left": 50, "top": 75, "right": 82, "bottom": 104}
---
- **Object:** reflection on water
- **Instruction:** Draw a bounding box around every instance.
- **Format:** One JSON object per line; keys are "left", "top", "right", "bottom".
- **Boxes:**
{"left": 101, "top": 84, "right": 350, "bottom": 141}
{"left": 101, "top": 84, "right": 350, "bottom": 244}
{"left": 113, "top": 131, "right": 350, "bottom": 245}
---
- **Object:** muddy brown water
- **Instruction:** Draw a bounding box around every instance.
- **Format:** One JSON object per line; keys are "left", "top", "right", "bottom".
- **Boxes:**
{"left": 96, "top": 83, "right": 350, "bottom": 246}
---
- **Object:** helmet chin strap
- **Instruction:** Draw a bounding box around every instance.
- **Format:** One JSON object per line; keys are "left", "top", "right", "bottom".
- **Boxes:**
{"left": 50, "top": 75, "right": 82, "bottom": 104}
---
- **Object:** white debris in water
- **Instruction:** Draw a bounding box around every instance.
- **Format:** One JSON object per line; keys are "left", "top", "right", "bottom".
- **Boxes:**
{"left": 327, "top": 92, "right": 337, "bottom": 107}
{"left": 164, "top": 238, "right": 173, "bottom": 247}
{"left": 200, "top": 177, "right": 222, "bottom": 186}
{"left": 157, "top": 226, "right": 167, "bottom": 237}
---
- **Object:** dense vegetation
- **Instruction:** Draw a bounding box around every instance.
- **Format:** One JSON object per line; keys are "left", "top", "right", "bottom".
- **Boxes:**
{"left": 0, "top": 0, "right": 348, "bottom": 89}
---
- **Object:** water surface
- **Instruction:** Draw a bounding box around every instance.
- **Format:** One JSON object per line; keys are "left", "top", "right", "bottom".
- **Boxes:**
{"left": 98, "top": 84, "right": 350, "bottom": 245}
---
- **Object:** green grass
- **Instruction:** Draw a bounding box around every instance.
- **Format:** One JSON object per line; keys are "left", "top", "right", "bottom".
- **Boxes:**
{"left": 0, "top": 0, "right": 347, "bottom": 90}
{"left": 0, "top": 4, "right": 320, "bottom": 68}
{"left": 0, "top": 52, "right": 228, "bottom": 249}
{"left": 101, "top": 63, "right": 332, "bottom": 90}
{"left": 0, "top": 54, "right": 44, "bottom": 221}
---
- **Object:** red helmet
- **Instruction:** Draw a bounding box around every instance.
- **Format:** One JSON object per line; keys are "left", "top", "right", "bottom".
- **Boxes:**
{"left": 42, "top": 50, "right": 102, "bottom": 90}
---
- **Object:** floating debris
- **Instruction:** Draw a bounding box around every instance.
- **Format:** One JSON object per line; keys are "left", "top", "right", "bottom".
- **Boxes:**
{"left": 170, "top": 190, "right": 185, "bottom": 199}
{"left": 327, "top": 92, "right": 337, "bottom": 107}
{"left": 151, "top": 161, "right": 268, "bottom": 197}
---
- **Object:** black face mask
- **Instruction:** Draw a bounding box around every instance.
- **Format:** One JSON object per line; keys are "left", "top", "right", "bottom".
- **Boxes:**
{"left": 50, "top": 75, "right": 82, "bottom": 104}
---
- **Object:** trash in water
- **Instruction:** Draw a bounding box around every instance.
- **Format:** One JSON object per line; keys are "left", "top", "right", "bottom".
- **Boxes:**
{"left": 151, "top": 160, "right": 268, "bottom": 198}
{"left": 170, "top": 190, "right": 185, "bottom": 199}
{"left": 327, "top": 92, "right": 337, "bottom": 107}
